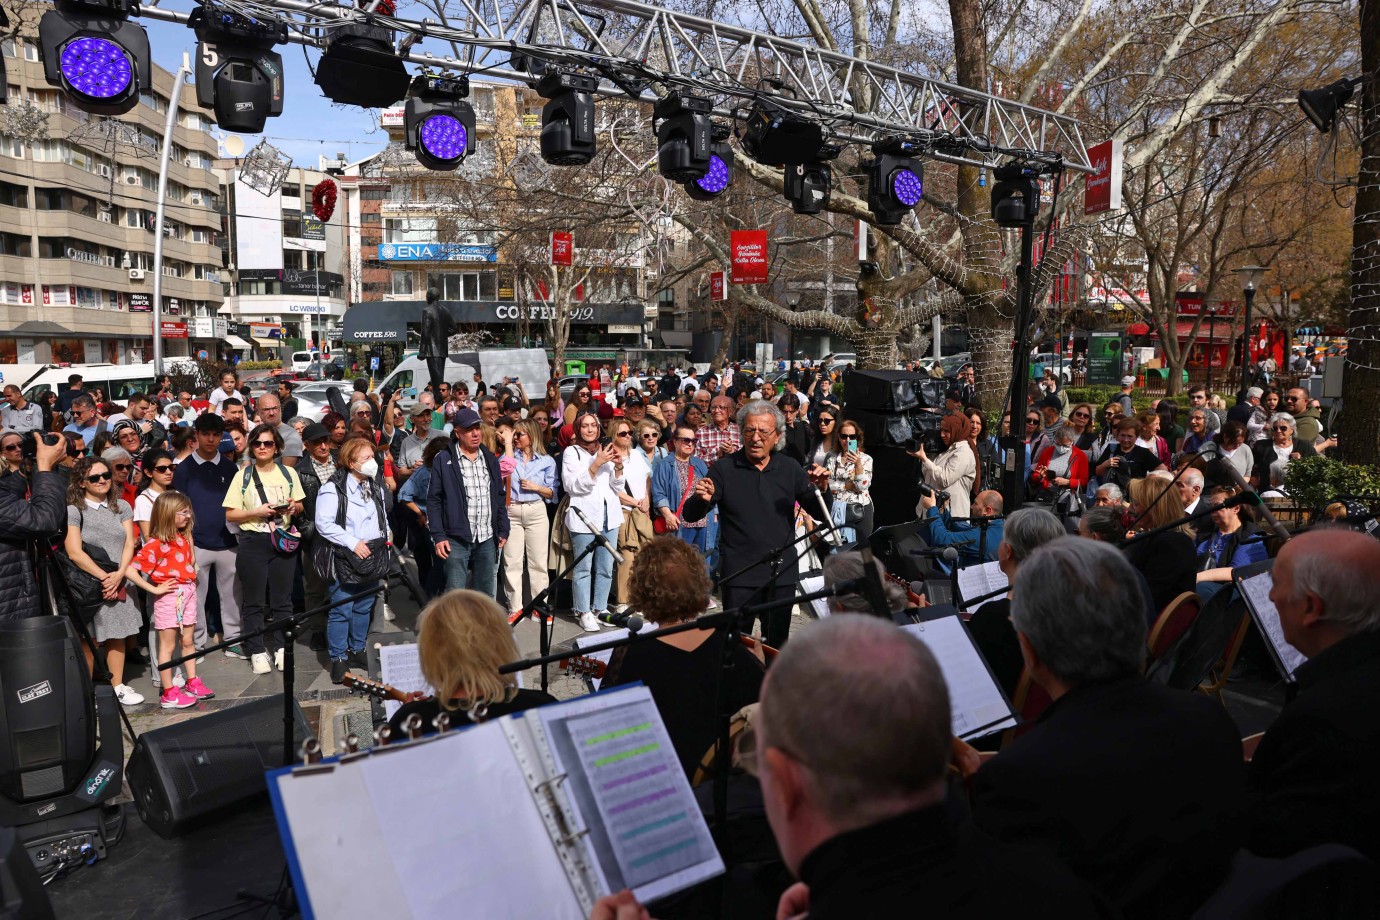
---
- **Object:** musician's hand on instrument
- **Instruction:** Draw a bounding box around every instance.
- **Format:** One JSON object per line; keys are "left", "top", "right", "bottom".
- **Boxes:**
{"left": 590, "top": 889, "right": 650, "bottom": 920}
{"left": 693, "top": 478, "right": 715, "bottom": 502}
{"left": 951, "top": 737, "right": 983, "bottom": 780}
{"left": 775, "top": 881, "right": 810, "bottom": 920}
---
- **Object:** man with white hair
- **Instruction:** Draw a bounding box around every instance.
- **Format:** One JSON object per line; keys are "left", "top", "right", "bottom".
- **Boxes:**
{"left": 592, "top": 616, "right": 1100, "bottom": 919}
{"left": 972, "top": 538, "right": 1245, "bottom": 918}
{"left": 682, "top": 400, "right": 817, "bottom": 647}
{"left": 1176, "top": 467, "right": 1204, "bottom": 515}
{"left": 1250, "top": 530, "right": 1380, "bottom": 861}
{"left": 1093, "top": 481, "right": 1124, "bottom": 509}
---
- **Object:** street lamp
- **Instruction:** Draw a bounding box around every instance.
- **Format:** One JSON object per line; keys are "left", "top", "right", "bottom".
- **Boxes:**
{"left": 1234, "top": 265, "right": 1267, "bottom": 400}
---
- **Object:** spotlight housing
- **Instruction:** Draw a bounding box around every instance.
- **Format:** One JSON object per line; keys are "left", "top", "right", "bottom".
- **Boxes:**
{"left": 405, "top": 74, "right": 475, "bottom": 171}
{"left": 315, "top": 21, "right": 409, "bottom": 108}
{"left": 990, "top": 161, "right": 1040, "bottom": 228}
{"left": 38, "top": 0, "right": 151, "bottom": 117}
{"left": 784, "top": 161, "right": 832, "bottom": 214}
{"left": 537, "top": 71, "right": 598, "bottom": 166}
{"left": 742, "top": 98, "right": 823, "bottom": 167}
{"left": 684, "top": 135, "right": 733, "bottom": 201}
{"left": 189, "top": 2, "right": 287, "bottom": 133}
{"left": 866, "top": 140, "right": 923, "bottom": 226}
{"left": 1297, "top": 78, "right": 1361, "bottom": 134}
{"left": 654, "top": 93, "right": 712, "bottom": 182}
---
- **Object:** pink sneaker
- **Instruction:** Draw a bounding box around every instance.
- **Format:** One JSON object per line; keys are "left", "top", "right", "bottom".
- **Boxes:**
{"left": 184, "top": 677, "right": 215, "bottom": 700}
{"left": 160, "top": 687, "right": 197, "bottom": 710}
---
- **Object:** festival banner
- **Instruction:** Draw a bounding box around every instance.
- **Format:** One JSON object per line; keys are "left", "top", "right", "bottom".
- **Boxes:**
{"left": 551, "top": 231, "right": 574, "bottom": 266}
{"left": 730, "top": 230, "right": 768, "bottom": 284}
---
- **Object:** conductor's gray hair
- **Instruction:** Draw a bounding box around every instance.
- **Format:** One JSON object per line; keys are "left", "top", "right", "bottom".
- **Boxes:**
{"left": 738, "top": 399, "right": 785, "bottom": 450}
{"left": 822, "top": 551, "right": 908, "bottom": 614}
{"left": 758, "top": 615, "right": 950, "bottom": 824}
{"left": 1002, "top": 507, "right": 1066, "bottom": 563}
{"left": 1011, "top": 538, "right": 1147, "bottom": 685}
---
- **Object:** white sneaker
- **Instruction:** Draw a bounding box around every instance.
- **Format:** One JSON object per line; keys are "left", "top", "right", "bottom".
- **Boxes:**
{"left": 578, "top": 612, "right": 602, "bottom": 632}
{"left": 611, "top": 603, "right": 628, "bottom": 614}
{"left": 251, "top": 652, "right": 272, "bottom": 674}
{"left": 383, "top": 602, "right": 396, "bottom": 623}
{"left": 274, "top": 648, "right": 285, "bottom": 672}
{"left": 114, "top": 684, "right": 145, "bottom": 706}
{"left": 706, "top": 596, "right": 719, "bottom": 610}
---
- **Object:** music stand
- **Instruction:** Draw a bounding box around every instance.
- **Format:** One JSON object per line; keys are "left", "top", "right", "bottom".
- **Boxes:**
{"left": 1232, "top": 558, "right": 1307, "bottom": 682}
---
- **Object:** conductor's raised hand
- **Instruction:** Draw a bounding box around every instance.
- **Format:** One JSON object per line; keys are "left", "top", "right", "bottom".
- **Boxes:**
{"left": 693, "top": 478, "right": 715, "bottom": 503}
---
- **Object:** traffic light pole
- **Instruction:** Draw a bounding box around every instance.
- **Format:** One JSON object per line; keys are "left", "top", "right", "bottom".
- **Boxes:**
{"left": 150, "top": 50, "right": 192, "bottom": 375}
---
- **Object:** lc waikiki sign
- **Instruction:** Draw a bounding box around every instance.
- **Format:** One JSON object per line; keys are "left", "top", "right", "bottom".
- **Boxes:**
{"left": 1083, "top": 140, "right": 1124, "bottom": 215}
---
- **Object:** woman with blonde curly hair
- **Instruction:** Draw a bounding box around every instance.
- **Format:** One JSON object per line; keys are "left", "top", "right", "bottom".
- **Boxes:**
{"left": 387, "top": 589, "right": 555, "bottom": 734}
{"left": 603, "top": 537, "right": 765, "bottom": 779}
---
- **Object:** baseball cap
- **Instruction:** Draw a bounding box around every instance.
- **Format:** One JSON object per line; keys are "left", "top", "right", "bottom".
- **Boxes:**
{"left": 1037, "top": 395, "right": 1062, "bottom": 411}
{"left": 453, "top": 407, "right": 481, "bottom": 429}
{"left": 623, "top": 391, "right": 644, "bottom": 407}
{"left": 302, "top": 423, "right": 330, "bottom": 442}
{"left": 410, "top": 404, "right": 434, "bottom": 419}
{"left": 502, "top": 396, "right": 522, "bottom": 413}
{"left": 1120, "top": 376, "right": 1135, "bottom": 387}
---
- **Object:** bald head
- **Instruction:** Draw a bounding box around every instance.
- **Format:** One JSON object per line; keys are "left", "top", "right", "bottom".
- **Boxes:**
{"left": 1272, "top": 529, "right": 1380, "bottom": 656}
{"left": 975, "top": 490, "right": 1004, "bottom": 517}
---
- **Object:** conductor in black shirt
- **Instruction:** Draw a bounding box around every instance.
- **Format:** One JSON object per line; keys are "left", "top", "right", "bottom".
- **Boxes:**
{"left": 682, "top": 400, "right": 821, "bottom": 648}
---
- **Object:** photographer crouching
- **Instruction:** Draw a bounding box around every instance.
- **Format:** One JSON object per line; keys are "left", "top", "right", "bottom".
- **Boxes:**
{"left": 0, "top": 432, "right": 73, "bottom": 620}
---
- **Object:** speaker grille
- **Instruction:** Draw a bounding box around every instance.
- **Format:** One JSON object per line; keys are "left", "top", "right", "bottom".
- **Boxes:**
{"left": 165, "top": 716, "right": 278, "bottom": 806}
{"left": 20, "top": 764, "right": 64, "bottom": 799}
{"left": 14, "top": 726, "right": 62, "bottom": 766}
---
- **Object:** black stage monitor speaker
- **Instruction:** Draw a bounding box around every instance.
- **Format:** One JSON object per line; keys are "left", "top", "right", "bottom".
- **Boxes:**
{"left": 870, "top": 445, "right": 922, "bottom": 528}
{"left": 125, "top": 695, "right": 309, "bottom": 839}
{"left": 843, "top": 369, "right": 923, "bottom": 412}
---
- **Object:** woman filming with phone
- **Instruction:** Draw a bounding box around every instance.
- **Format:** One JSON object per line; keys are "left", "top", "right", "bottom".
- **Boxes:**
{"left": 824, "top": 419, "right": 874, "bottom": 543}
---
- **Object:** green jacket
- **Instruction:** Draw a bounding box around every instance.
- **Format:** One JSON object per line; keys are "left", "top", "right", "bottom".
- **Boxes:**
{"left": 1295, "top": 406, "right": 1323, "bottom": 445}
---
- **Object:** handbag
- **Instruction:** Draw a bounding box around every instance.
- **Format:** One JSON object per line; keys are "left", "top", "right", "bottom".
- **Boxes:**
{"left": 840, "top": 501, "right": 865, "bottom": 525}
{"left": 653, "top": 462, "right": 695, "bottom": 535}
{"left": 57, "top": 508, "right": 118, "bottom": 612}
{"left": 1053, "top": 487, "right": 1086, "bottom": 517}
{"left": 334, "top": 537, "right": 393, "bottom": 583}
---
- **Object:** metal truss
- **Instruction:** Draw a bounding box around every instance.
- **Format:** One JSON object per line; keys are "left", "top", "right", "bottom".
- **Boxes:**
{"left": 135, "top": 0, "right": 1095, "bottom": 173}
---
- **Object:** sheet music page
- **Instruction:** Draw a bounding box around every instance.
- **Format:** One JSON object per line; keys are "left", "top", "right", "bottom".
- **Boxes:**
{"left": 537, "top": 687, "right": 723, "bottom": 905}
{"left": 956, "top": 560, "right": 1008, "bottom": 612}
{"left": 902, "top": 620, "right": 1017, "bottom": 739}
{"left": 378, "top": 643, "right": 434, "bottom": 719}
{"left": 574, "top": 624, "right": 657, "bottom": 691}
{"left": 1238, "top": 570, "right": 1308, "bottom": 679}
{"left": 358, "top": 725, "right": 585, "bottom": 919}
{"left": 270, "top": 765, "right": 405, "bottom": 920}
{"left": 799, "top": 574, "right": 830, "bottom": 619}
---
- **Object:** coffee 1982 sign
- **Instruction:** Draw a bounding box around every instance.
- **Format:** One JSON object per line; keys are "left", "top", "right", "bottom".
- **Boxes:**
{"left": 495, "top": 304, "right": 595, "bottom": 321}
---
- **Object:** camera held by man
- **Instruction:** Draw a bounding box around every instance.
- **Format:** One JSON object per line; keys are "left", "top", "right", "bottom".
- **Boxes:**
{"left": 0, "top": 433, "right": 72, "bottom": 621}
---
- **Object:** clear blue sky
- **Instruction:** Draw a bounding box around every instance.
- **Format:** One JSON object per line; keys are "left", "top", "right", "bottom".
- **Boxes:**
{"left": 143, "top": 19, "right": 392, "bottom": 167}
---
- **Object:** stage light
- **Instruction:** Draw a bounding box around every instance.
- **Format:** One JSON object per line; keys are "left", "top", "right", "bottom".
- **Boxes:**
{"left": 1297, "top": 78, "right": 1361, "bottom": 133}
{"left": 867, "top": 141, "right": 923, "bottom": 226}
{"left": 784, "top": 161, "right": 832, "bottom": 214}
{"left": 742, "top": 98, "right": 823, "bottom": 167}
{"left": 537, "top": 71, "right": 598, "bottom": 166}
{"left": 315, "top": 21, "right": 409, "bottom": 109}
{"left": 990, "top": 161, "right": 1040, "bottom": 228}
{"left": 189, "top": 2, "right": 287, "bottom": 134}
{"left": 405, "top": 74, "right": 475, "bottom": 171}
{"left": 654, "top": 93, "right": 712, "bottom": 182}
{"left": 38, "top": 0, "right": 151, "bottom": 117}
{"left": 685, "top": 126, "right": 733, "bottom": 200}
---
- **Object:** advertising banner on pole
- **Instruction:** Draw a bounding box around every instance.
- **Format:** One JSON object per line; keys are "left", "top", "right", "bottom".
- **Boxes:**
{"left": 709, "top": 271, "right": 725, "bottom": 302}
{"left": 551, "top": 231, "right": 573, "bottom": 266}
{"left": 1083, "top": 140, "right": 1124, "bottom": 215}
{"left": 730, "top": 230, "right": 768, "bottom": 284}
{"left": 1087, "top": 331, "right": 1125, "bottom": 385}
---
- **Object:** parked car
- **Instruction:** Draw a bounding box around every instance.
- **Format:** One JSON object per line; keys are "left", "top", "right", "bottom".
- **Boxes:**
{"left": 290, "top": 382, "right": 353, "bottom": 421}
{"left": 1029, "top": 353, "right": 1073, "bottom": 384}
{"left": 558, "top": 374, "right": 589, "bottom": 402}
{"left": 291, "top": 351, "right": 318, "bottom": 373}
{"left": 303, "top": 356, "right": 347, "bottom": 381}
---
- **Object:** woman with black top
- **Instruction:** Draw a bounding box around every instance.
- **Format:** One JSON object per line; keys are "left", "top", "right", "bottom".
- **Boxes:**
{"left": 388, "top": 590, "right": 555, "bottom": 734}
{"left": 603, "top": 536, "right": 765, "bottom": 781}
{"left": 1122, "top": 476, "right": 1197, "bottom": 622}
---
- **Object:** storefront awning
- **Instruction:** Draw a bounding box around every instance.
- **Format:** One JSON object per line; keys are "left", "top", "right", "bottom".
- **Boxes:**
{"left": 1172, "top": 321, "right": 1233, "bottom": 344}
{"left": 224, "top": 335, "right": 252, "bottom": 351}
{"left": 251, "top": 336, "right": 280, "bottom": 348}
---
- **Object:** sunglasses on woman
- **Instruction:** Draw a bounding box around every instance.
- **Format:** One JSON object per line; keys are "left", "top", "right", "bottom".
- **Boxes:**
{"left": 151, "top": 464, "right": 174, "bottom": 474}
{"left": 86, "top": 471, "right": 113, "bottom": 483}
{"left": 254, "top": 439, "right": 277, "bottom": 448}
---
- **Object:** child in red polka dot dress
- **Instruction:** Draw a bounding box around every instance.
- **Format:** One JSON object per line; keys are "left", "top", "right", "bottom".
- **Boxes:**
{"left": 126, "top": 491, "right": 215, "bottom": 709}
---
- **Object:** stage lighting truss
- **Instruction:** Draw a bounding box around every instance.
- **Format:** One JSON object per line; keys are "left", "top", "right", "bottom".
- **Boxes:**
{"left": 654, "top": 92, "right": 713, "bottom": 182}
{"left": 37, "top": 0, "right": 151, "bottom": 117}
{"left": 405, "top": 74, "right": 475, "bottom": 171}
{"left": 189, "top": 1, "right": 287, "bottom": 134}
{"left": 866, "top": 140, "right": 924, "bottom": 226}
{"left": 537, "top": 71, "right": 598, "bottom": 166}
{"left": 684, "top": 124, "right": 733, "bottom": 201}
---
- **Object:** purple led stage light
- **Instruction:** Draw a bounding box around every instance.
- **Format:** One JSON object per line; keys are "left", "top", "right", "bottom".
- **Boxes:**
{"left": 891, "top": 168, "right": 922, "bottom": 207}
{"left": 694, "top": 154, "right": 730, "bottom": 195}
{"left": 419, "top": 113, "right": 466, "bottom": 163}
{"left": 59, "top": 35, "right": 133, "bottom": 100}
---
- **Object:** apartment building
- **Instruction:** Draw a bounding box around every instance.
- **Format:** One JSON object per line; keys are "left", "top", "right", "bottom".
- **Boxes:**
{"left": 0, "top": 33, "right": 225, "bottom": 364}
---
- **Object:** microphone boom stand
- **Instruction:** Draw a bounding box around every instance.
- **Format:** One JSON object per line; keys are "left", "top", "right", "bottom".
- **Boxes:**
{"left": 508, "top": 538, "right": 603, "bottom": 693}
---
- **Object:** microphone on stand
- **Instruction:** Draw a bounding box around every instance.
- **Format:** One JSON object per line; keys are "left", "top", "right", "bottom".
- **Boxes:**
{"left": 1195, "top": 441, "right": 1292, "bottom": 543}
{"left": 596, "top": 610, "right": 645, "bottom": 631}
{"left": 1124, "top": 489, "right": 1264, "bottom": 544}
{"left": 570, "top": 505, "right": 627, "bottom": 565}
{"left": 811, "top": 487, "right": 844, "bottom": 548}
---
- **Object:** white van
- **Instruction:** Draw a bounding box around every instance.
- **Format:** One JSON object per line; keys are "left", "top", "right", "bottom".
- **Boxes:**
{"left": 21, "top": 362, "right": 197, "bottom": 405}
{"left": 376, "top": 348, "right": 551, "bottom": 408}
{"left": 291, "top": 351, "right": 317, "bottom": 373}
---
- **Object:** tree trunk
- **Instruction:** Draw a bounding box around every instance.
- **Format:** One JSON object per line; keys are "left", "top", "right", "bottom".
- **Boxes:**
{"left": 1342, "top": 0, "right": 1380, "bottom": 466}
{"left": 711, "top": 308, "right": 736, "bottom": 374}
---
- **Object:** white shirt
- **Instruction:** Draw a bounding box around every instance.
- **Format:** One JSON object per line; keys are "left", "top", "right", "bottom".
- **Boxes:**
{"left": 619, "top": 449, "right": 651, "bottom": 502}
{"left": 561, "top": 444, "right": 625, "bottom": 534}
{"left": 208, "top": 387, "right": 235, "bottom": 415}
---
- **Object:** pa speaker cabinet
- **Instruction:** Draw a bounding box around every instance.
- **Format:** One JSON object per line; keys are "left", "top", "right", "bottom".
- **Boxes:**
{"left": 125, "top": 695, "right": 309, "bottom": 839}
{"left": 843, "top": 369, "right": 925, "bottom": 412}
{"left": 845, "top": 407, "right": 915, "bottom": 449}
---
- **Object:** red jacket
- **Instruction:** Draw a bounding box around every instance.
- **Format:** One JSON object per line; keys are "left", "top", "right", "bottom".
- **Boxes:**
{"left": 1030, "top": 445, "right": 1089, "bottom": 491}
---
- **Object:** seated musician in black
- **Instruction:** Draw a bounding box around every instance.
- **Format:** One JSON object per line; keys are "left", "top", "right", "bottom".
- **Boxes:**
{"left": 388, "top": 589, "right": 555, "bottom": 735}
{"left": 603, "top": 536, "right": 765, "bottom": 780}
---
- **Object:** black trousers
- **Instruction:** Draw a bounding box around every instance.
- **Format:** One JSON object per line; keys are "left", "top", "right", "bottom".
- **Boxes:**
{"left": 237, "top": 532, "right": 295, "bottom": 655}
{"left": 722, "top": 581, "right": 797, "bottom": 650}
{"left": 426, "top": 357, "right": 446, "bottom": 396}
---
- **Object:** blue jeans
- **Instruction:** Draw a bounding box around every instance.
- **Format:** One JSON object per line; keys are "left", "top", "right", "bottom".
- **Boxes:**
{"left": 442, "top": 536, "right": 499, "bottom": 598}
{"left": 702, "top": 509, "right": 720, "bottom": 578}
{"left": 678, "top": 524, "right": 712, "bottom": 577}
{"left": 571, "top": 528, "right": 618, "bottom": 614}
{"left": 327, "top": 580, "right": 377, "bottom": 661}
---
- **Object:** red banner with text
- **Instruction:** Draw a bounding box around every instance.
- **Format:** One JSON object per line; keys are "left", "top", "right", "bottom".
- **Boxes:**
{"left": 551, "top": 231, "right": 573, "bottom": 266}
{"left": 709, "top": 271, "right": 725, "bottom": 301}
{"left": 730, "top": 230, "right": 769, "bottom": 284}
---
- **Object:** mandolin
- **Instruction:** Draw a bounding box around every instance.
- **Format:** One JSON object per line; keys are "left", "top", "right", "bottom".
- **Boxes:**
{"left": 342, "top": 672, "right": 424, "bottom": 705}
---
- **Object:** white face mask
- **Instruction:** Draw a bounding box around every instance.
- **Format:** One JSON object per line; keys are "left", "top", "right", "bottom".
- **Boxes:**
{"left": 357, "top": 457, "right": 379, "bottom": 478}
